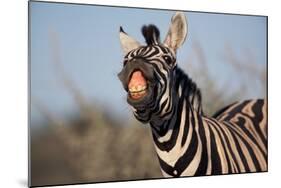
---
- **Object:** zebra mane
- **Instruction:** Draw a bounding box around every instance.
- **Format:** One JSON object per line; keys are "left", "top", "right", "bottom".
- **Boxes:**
{"left": 175, "top": 67, "right": 203, "bottom": 114}
{"left": 141, "top": 24, "right": 160, "bottom": 45}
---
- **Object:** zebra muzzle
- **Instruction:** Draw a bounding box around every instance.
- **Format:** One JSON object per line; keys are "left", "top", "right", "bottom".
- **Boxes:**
{"left": 128, "top": 70, "right": 148, "bottom": 100}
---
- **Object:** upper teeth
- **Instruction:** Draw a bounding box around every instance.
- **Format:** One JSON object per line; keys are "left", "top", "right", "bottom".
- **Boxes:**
{"left": 129, "top": 85, "right": 147, "bottom": 93}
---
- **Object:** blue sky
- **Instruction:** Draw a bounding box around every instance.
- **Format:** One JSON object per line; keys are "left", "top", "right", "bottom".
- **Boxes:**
{"left": 30, "top": 2, "right": 267, "bottom": 125}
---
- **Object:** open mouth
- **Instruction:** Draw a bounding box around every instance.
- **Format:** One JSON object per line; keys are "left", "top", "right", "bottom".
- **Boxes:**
{"left": 128, "top": 70, "right": 148, "bottom": 100}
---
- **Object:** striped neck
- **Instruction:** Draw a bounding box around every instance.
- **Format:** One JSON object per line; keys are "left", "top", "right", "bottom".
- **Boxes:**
{"left": 150, "top": 67, "right": 204, "bottom": 176}
{"left": 150, "top": 67, "right": 203, "bottom": 135}
{"left": 175, "top": 67, "right": 203, "bottom": 115}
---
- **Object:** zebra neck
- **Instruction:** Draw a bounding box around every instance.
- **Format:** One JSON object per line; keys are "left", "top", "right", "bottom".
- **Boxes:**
{"left": 150, "top": 96, "right": 197, "bottom": 148}
{"left": 150, "top": 97, "right": 203, "bottom": 177}
{"left": 150, "top": 67, "right": 203, "bottom": 161}
{"left": 175, "top": 67, "right": 203, "bottom": 115}
{"left": 150, "top": 67, "right": 203, "bottom": 134}
{"left": 149, "top": 67, "right": 206, "bottom": 176}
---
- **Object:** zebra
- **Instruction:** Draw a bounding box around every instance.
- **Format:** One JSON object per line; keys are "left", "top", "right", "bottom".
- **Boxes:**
{"left": 117, "top": 12, "right": 267, "bottom": 177}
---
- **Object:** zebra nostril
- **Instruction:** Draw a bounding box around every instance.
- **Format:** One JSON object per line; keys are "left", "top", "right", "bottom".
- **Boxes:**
{"left": 117, "top": 71, "right": 123, "bottom": 81}
{"left": 118, "top": 71, "right": 130, "bottom": 93}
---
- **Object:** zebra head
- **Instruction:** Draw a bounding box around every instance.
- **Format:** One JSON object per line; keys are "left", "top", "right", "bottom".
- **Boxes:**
{"left": 118, "top": 12, "right": 188, "bottom": 123}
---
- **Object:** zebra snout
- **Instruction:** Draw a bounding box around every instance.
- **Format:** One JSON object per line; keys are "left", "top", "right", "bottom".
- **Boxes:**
{"left": 118, "top": 60, "right": 155, "bottom": 90}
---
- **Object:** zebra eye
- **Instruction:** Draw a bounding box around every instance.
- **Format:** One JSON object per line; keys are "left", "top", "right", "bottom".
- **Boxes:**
{"left": 163, "top": 55, "right": 173, "bottom": 65}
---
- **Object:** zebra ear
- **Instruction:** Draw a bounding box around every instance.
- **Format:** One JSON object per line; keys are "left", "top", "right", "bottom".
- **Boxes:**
{"left": 119, "top": 26, "right": 141, "bottom": 54}
{"left": 163, "top": 12, "right": 188, "bottom": 53}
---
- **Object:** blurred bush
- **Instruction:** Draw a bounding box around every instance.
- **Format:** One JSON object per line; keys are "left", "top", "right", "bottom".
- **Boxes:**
{"left": 31, "top": 107, "right": 161, "bottom": 186}
{"left": 30, "top": 37, "right": 266, "bottom": 186}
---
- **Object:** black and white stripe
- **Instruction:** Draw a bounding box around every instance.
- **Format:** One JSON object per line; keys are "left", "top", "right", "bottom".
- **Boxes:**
{"left": 118, "top": 12, "right": 267, "bottom": 177}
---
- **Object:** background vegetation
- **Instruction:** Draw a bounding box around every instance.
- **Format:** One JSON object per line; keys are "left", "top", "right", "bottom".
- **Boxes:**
{"left": 30, "top": 40, "right": 266, "bottom": 186}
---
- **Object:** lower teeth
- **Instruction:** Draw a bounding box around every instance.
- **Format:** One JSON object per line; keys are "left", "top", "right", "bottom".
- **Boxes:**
{"left": 130, "top": 90, "right": 146, "bottom": 98}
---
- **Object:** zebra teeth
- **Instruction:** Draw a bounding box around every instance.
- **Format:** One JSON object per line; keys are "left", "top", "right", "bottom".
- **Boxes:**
{"left": 130, "top": 89, "right": 147, "bottom": 99}
{"left": 129, "top": 85, "right": 147, "bottom": 93}
{"left": 128, "top": 85, "right": 148, "bottom": 99}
